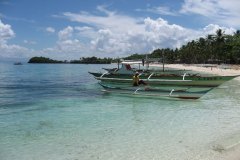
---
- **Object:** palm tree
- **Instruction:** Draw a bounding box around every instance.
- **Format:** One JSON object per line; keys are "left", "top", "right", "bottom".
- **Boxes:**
{"left": 214, "top": 29, "right": 226, "bottom": 63}
{"left": 205, "top": 35, "right": 215, "bottom": 63}
{"left": 235, "top": 30, "right": 240, "bottom": 36}
{"left": 227, "top": 30, "right": 240, "bottom": 63}
{"left": 197, "top": 37, "right": 207, "bottom": 63}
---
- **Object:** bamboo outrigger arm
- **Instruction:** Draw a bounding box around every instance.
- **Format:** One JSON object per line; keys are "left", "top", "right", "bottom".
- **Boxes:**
{"left": 169, "top": 89, "right": 175, "bottom": 96}
{"left": 147, "top": 73, "right": 155, "bottom": 80}
{"left": 134, "top": 88, "right": 141, "bottom": 94}
{"left": 100, "top": 72, "right": 109, "bottom": 78}
{"left": 182, "top": 73, "right": 187, "bottom": 80}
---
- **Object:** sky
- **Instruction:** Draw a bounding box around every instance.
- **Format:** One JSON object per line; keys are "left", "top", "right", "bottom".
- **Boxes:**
{"left": 0, "top": 0, "right": 239, "bottom": 61}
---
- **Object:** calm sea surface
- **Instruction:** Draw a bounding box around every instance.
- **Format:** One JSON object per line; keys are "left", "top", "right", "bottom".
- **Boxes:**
{"left": 0, "top": 63, "right": 240, "bottom": 160}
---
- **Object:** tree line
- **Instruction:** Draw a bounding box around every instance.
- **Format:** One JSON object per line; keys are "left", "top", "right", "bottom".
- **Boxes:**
{"left": 70, "top": 57, "right": 111, "bottom": 64}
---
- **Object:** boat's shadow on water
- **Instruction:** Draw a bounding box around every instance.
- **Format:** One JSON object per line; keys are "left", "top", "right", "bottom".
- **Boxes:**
{"left": 100, "top": 90, "right": 201, "bottom": 102}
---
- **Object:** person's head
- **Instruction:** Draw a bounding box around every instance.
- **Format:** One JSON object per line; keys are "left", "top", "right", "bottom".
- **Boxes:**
{"left": 135, "top": 72, "right": 139, "bottom": 76}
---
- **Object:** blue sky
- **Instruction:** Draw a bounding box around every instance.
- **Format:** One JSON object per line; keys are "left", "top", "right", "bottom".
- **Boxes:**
{"left": 0, "top": 0, "right": 239, "bottom": 60}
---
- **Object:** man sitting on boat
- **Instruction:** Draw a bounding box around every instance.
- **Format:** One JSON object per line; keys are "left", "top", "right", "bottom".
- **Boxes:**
{"left": 133, "top": 72, "right": 147, "bottom": 86}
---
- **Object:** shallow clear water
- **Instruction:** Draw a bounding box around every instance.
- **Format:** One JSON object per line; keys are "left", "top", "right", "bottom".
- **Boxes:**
{"left": 0, "top": 63, "right": 240, "bottom": 160}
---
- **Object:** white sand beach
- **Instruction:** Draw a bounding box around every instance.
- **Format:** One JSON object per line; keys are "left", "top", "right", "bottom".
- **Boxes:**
{"left": 151, "top": 63, "right": 240, "bottom": 76}
{"left": 214, "top": 143, "right": 240, "bottom": 160}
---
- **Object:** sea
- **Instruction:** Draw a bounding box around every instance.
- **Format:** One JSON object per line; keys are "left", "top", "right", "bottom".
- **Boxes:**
{"left": 0, "top": 62, "right": 240, "bottom": 160}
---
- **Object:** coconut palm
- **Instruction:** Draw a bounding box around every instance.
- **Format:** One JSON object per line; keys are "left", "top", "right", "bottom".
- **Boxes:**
{"left": 214, "top": 29, "right": 227, "bottom": 63}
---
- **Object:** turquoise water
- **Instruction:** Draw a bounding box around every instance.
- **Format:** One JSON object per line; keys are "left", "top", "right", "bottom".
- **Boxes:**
{"left": 0, "top": 63, "right": 240, "bottom": 160}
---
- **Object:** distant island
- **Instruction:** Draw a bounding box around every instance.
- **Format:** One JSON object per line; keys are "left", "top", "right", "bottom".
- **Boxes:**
{"left": 28, "top": 56, "right": 112, "bottom": 64}
{"left": 28, "top": 57, "right": 64, "bottom": 63}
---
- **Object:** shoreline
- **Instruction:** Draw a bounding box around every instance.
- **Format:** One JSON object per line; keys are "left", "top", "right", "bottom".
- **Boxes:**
{"left": 150, "top": 63, "right": 240, "bottom": 76}
{"left": 212, "top": 139, "right": 240, "bottom": 160}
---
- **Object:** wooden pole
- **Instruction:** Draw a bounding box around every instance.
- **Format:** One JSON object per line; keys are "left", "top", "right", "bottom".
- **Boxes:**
{"left": 162, "top": 50, "right": 165, "bottom": 72}
{"left": 145, "top": 54, "right": 149, "bottom": 70}
{"left": 117, "top": 58, "right": 120, "bottom": 69}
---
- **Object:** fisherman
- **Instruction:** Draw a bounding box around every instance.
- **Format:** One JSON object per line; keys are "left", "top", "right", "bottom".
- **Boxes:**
{"left": 133, "top": 72, "right": 147, "bottom": 86}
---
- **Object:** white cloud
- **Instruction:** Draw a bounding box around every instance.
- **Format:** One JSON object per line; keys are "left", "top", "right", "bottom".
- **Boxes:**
{"left": 0, "top": 19, "right": 33, "bottom": 59}
{"left": 202, "top": 24, "right": 235, "bottom": 35}
{"left": 74, "top": 26, "right": 97, "bottom": 39}
{"left": 180, "top": 0, "right": 240, "bottom": 27}
{"left": 143, "top": 17, "right": 189, "bottom": 48}
{"left": 0, "top": 42, "right": 33, "bottom": 59}
{"left": 37, "top": 26, "right": 94, "bottom": 60}
{"left": 75, "top": 26, "right": 92, "bottom": 32}
{"left": 0, "top": 19, "right": 15, "bottom": 44}
{"left": 23, "top": 40, "right": 36, "bottom": 45}
{"left": 96, "top": 5, "right": 115, "bottom": 16}
{"left": 58, "top": 26, "right": 73, "bottom": 40}
{"left": 90, "top": 29, "right": 132, "bottom": 56}
{"left": 56, "top": 39, "right": 83, "bottom": 53}
{"left": 87, "top": 17, "right": 194, "bottom": 56}
{"left": 62, "top": 6, "right": 144, "bottom": 34}
{"left": 136, "top": 6, "right": 177, "bottom": 16}
{"left": 60, "top": 6, "right": 202, "bottom": 56}
{"left": 46, "top": 27, "right": 55, "bottom": 33}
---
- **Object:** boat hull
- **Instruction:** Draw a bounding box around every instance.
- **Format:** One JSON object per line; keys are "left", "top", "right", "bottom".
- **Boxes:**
{"left": 95, "top": 76, "right": 236, "bottom": 87}
{"left": 99, "top": 83, "right": 211, "bottom": 100}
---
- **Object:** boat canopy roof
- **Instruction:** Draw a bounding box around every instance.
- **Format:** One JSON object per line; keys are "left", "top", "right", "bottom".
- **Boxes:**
{"left": 121, "top": 61, "right": 142, "bottom": 65}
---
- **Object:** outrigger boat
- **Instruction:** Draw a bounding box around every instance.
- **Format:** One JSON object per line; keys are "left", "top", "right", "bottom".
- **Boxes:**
{"left": 92, "top": 73, "right": 238, "bottom": 87}
{"left": 99, "top": 83, "right": 212, "bottom": 100}
{"left": 89, "top": 60, "right": 238, "bottom": 87}
{"left": 90, "top": 57, "right": 238, "bottom": 99}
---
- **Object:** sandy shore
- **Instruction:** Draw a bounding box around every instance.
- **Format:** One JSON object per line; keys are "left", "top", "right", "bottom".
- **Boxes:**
{"left": 213, "top": 142, "right": 240, "bottom": 160}
{"left": 150, "top": 63, "right": 240, "bottom": 76}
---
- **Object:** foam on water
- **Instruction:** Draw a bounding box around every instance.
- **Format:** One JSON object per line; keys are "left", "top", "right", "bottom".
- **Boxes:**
{"left": 0, "top": 63, "right": 240, "bottom": 160}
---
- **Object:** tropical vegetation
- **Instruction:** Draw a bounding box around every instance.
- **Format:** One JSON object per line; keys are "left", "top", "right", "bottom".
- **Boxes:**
{"left": 70, "top": 57, "right": 112, "bottom": 64}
